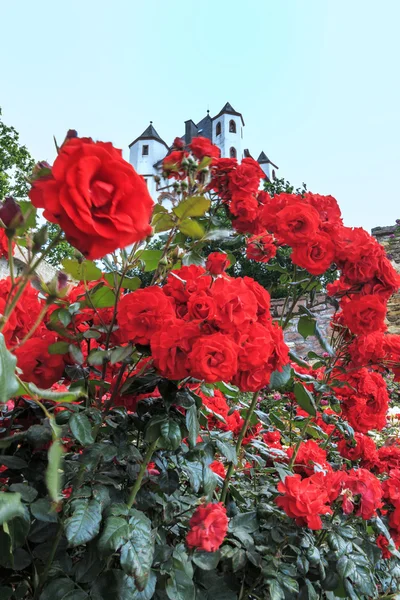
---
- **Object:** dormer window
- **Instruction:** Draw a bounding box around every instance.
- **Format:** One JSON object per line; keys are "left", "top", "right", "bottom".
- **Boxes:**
{"left": 142, "top": 145, "right": 149, "bottom": 156}
{"left": 230, "top": 147, "right": 237, "bottom": 159}
{"left": 216, "top": 121, "right": 221, "bottom": 136}
{"left": 229, "top": 120, "right": 236, "bottom": 133}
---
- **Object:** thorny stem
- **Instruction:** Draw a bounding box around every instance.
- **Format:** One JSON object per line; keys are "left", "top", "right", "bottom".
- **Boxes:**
{"left": 220, "top": 391, "right": 259, "bottom": 503}
{"left": 127, "top": 438, "right": 159, "bottom": 508}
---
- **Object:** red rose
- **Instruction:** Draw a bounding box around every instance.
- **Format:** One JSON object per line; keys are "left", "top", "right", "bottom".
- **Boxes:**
{"left": 338, "top": 370, "right": 389, "bottom": 433}
{"left": 291, "top": 233, "right": 335, "bottom": 275}
{"left": 162, "top": 150, "right": 189, "bottom": 179}
{"left": 275, "top": 202, "right": 321, "bottom": 246}
{"left": 341, "top": 469, "right": 383, "bottom": 519}
{"left": 188, "top": 333, "right": 239, "bottom": 383}
{"left": 230, "top": 194, "right": 259, "bottom": 223}
{"left": 212, "top": 277, "right": 258, "bottom": 332}
{"left": 151, "top": 321, "right": 199, "bottom": 381}
{"left": 348, "top": 332, "right": 385, "bottom": 367}
{"left": 189, "top": 137, "right": 220, "bottom": 160}
{"left": 338, "top": 433, "right": 379, "bottom": 468}
{"left": 228, "top": 160, "right": 262, "bottom": 196}
{"left": 275, "top": 473, "right": 332, "bottom": 530}
{"left": 117, "top": 287, "right": 176, "bottom": 345}
{"left": 0, "top": 278, "right": 44, "bottom": 346}
{"left": 286, "top": 440, "right": 329, "bottom": 477}
{"left": 305, "top": 193, "right": 343, "bottom": 232}
{"left": 242, "top": 277, "right": 272, "bottom": 325}
{"left": 382, "top": 469, "right": 400, "bottom": 504}
{"left": 210, "top": 461, "right": 226, "bottom": 479}
{"left": 29, "top": 137, "right": 153, "bottom": 260}
{"left": 14, "top": 332, "right": 65, "bottom": 388}
{"left": 376, "top": 534, "right": 392, "bottom": 559}
{"left": 0, "top": 229, "right": 13, "bottom": 259}
{"left": 246, "top": 233, "right": 277, "bottom": 263}
{"left": 187, "top": 290, "right": 216, "bottom": 321}
{"left": 377, "top": 445, "right": 400, "bottom": 473}
{"left": 163, "top": 265, "right": 212, "bottom": 306}
{"left": 205, "top": 252, "right": 230, "bottom": 275}
{"left": 172, "top": 137, "right": 185, "bottom": 149}
{"left": 200, "top": 389, "right": 243, "bottom": 435}
{"left": 341, "top": 294, "right": 387, "bottom": 335}
{"left": 186, "top": 502, "right": 228, "bottom": 552}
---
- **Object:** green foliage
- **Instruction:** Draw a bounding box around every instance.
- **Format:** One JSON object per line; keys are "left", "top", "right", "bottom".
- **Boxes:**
{"left": 0, "top": 107, "right": 34, "bottom": 200}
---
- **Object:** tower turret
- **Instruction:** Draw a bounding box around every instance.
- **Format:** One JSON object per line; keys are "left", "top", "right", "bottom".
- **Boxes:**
{"left": 129, "top": 122, "right": 168, "bottom": 199}
{"left": 212, "top": 102, "right": 244, "bottom": 160}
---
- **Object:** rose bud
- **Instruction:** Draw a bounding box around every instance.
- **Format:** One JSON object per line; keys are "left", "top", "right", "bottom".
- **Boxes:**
{"left": 0, "top": 197, "right": 24, "bottom": 230}
{"left": 173, "top": 137, "right": 185, "bottom": 149}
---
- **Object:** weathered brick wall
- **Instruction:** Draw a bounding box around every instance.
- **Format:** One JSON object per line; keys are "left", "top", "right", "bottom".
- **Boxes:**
{"left": 372, "top": 226, "right": 400, "bottom": 334}
{"left": 270, "top": 293, "right": 335, "bottom": 358}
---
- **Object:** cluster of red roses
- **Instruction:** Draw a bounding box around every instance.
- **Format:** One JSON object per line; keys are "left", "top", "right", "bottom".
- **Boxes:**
{"left": 117, "top": 256, "right": 288, "bottom": 392}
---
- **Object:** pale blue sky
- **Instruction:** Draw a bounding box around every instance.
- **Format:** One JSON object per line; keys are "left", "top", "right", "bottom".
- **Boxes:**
{"left": 1, "top": 0, "right": 399, "bottom": 231}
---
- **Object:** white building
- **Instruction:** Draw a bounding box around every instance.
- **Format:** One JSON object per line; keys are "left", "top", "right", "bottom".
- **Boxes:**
{"left": 128, "top": 102, "right": 278, "bottom": 199}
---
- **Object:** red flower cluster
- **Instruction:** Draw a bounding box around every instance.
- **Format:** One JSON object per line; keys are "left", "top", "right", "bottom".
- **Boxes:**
{"left": 199, "top": 388, "right": 243, "bottom": 435}
{"left": 30, "top": 136, "right": 153, "bottom": 259}
{"left": 186, "top": 502, "right": 228, "bottom": 552}
{"left": 275, "top": 473, "right": 332, "bottom": 530}
{"left": 117, "top": 263, "right": 288, "bottom": 391}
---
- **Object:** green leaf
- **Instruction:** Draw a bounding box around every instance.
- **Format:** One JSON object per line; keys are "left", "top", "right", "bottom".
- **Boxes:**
{"left": 166, "top": 570, "right": 195, "bottom": 600}
{"left": 16, "top": 200, "right": 37, "bottom": 234}
{"left": 90, "top": 570, "right": 137, "bottom": 600}
{"left": 173, "top": 196, "right": 210, "bottom": 219}
{"left": 69, "top": 413, "right": 94, "bottom": 445}
{"left": 186, "top": 404, "right": 199, "bottom": 448}
{"left": 159, "top": 420, "right": 182, "bottom": 450}
{"left": 9, "top": 483, "right": 38, "bottom": 503}
{"left": 0, "top": 493, "right": 24, "bottom": 525}
{"left": 39, "top": 578, "right": 83, "bottom": 600}
{"left": 0, "top": 456, "right": 27, "bottom": 469}
{"left": 298, "top": 315, "right": 316, "bottom": 339}
{"left": 62, "top": 258, "right": 102, "bottom": 281}
{"left": 74, "top": 543, "right": 106, "bottom": 583}
{"left": 269, "top": 364, "right": 292, "bottom": 390}
{"left": 192, "top": 550, "right": 220, "bottom": 570}
{"left": 179, "top": 218, "right": 205, "bottom": 239}
{"left": 153, "top": 214, "right": 176, "bottom": 233}
{"left": 7, "top": 506, "right": 30, "bottom": 549}
{"left": 215, "top": 439, "right": 237, "bottom": 465}
{"left": 69, "top": 344, "right": 84, "bottom": 364}
{"left": 87, "top": 285, "right": 116, "bottom": 308}
{"left": 46, "top": 439, "right": 64, "bottom": 502}
{"left": 17, "top": 381, "right": 85, "bottom": 403}
{"left": 0, "top": 333, "right": 19, "bottom": 403}
{"left": 98, "top": 516, "right": 130, "bottom": 555}
{"left": 336, "top": 555, "right": 356, "bottom": 579}
{"left": 65, "top": 498, "right": 102, "bottom": 547}
{"left": 110, "top": 345, "right": 133, "bottom": 365}
{"left": 137, "top": 250, "right": 163, "bottom": 272}
{"left": 294, "top": 382, "right": 317, "bottom": 417}
{"left": 315, "top": 323, "right": 335, "bottom": 357}
{"left": 104, "top": 273, "right": 141, "bottom": 291}
{"left": 305, "top": 579, "right": 319, "bottom": 600}
{"left": 88, "top": 349, "right": 109, "bottom": 366}
{"left": 48, "top": 341, "right": 70, "bottom": 355}
{"left": 120, "top": 509, "right": 154, "bottom": 590}
{"left": 30, "top": 498, "right": 58, "bottom": 522}
{"left": 268, "top": 579, "right": 285, "bottom": 600}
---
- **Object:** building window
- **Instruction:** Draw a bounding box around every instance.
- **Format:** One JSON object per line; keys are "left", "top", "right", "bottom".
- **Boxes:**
{"left": 216, "top": 121, "right": 221, "bottom": 136}
{"left": 272, "top": 169, "right": 276, "bottom": 180}
{"left": 230, "top": 147, "right": 237, "bottom": 159}
{"left": 142, "top": 145, "right": 149, "bottom": 156}
{"left": 229, "top": 120, "right": 236, "bottom": 133}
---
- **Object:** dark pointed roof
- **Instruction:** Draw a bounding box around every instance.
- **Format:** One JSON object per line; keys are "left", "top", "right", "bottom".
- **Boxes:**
{"left": 129, "top": 123, "right": 168, "bottom": 149}
{"left": 212, "top": 102, "right": 245, "bottom": 126}
{"left": 257, "top": 151, "right": 279, "bottom": 170}
{"left": 195, "top": 113, "right": 213, "bottom": 140}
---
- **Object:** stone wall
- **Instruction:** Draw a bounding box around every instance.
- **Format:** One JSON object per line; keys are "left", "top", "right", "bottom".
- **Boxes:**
{"left": 372, "top": 226, "right": 400, "bottom": 334}
{"left": 270, "top": 293, "right": 335, "bottom": 358}
{"left": 0, "top": 247, "right": 56, "bottom": 282}
{"left": 272, "top": 225, "right": 400, "bottom": 358}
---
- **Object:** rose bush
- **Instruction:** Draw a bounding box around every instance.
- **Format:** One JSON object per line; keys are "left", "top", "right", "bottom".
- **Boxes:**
{"left": 0, "top": 132, "right": 400, "bottom": 598}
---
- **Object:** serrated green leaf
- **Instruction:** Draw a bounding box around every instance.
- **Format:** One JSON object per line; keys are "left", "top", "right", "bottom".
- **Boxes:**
{"left": 337, "top": 555, "right": 356, "bottom": 579}
{"left": 268, "top": 579, "right": 285, "bottom": 600}
{"left": 298, "top": 315, "right": 316, "bottom": 339}
{"left": 173, "top": 196, "right": 210, "bottom": 219}
{"left": 294, "top": 382, "right": 316, "bottom": 416}
{"left": 0, "top": 333, "right": 19, "bottom": 403}
{"left": 186, "top": 404, "right": 199, "bottom": 448}
{"left": 104, "top": 273, "right": 141, "bottom": 291}
{"left": 87, "top": 285, "right": 116, "bottom": 308}
{"left": 136, "top": 250, "right": 163, "bottom": 272}
{"left": 9, "top": 484, "right": 38, "bottom": 503}
{"left": 98, "top": 516, "right": 129, "bottom": 555}
{"left": 179, "top": 218, "right": 205, "bottom": 239}
{"left": 192, "top": 550, "right": 220, "bottom": 570}
{"left": 62, "top": 258, "right": 102, "bottom": 281}
{"left": 166, "top": 570, "right": 195, "bottom": 600}
{"left": 215, "top": 439, "right": 237, "bottom": 465}
{"left": 159, "top": 420, "right": 181, "bottom": 450}
{"left": 269, "top": 364, "right": 292, "bottom": 390}
{"left": 65, "top": 498, "right": 102, "bottom": 547}
{"left": 69, "top": 413, "right": 94, "bottom": 445}
{"left": 46, "top": 440, "right": 64, "bottom": 502}
{"left": 48, "top": 341, "right": 70, "bottom": 355}
{"left": 120, "top": 509, "right": 154, "bottom": 590}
